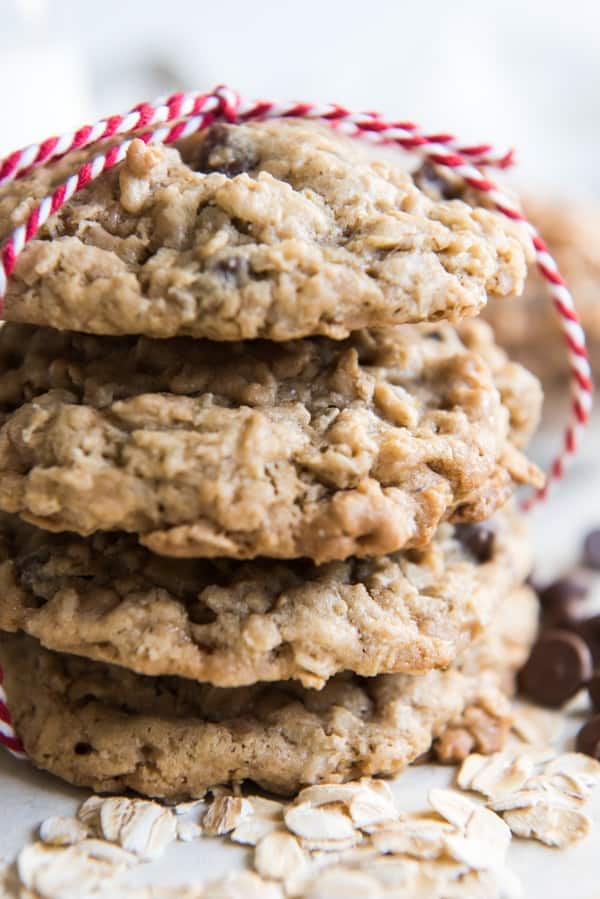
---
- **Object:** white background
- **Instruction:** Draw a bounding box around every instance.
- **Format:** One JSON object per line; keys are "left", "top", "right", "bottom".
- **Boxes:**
{"left": 1, "top": 0, "right": 600, "bottom": 198}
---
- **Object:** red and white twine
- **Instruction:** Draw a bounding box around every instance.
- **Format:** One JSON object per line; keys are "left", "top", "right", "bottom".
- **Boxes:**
{"left": 0, "top": 85, "right": 593, "bottom": 760}
{"left": 0, "top": 664, "right": 23, "bottom": 756}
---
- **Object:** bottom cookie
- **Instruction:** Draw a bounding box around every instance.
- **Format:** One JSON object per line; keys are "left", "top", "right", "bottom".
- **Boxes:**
{"left": 0, "top": 585, "right": 537, "bottom": 800}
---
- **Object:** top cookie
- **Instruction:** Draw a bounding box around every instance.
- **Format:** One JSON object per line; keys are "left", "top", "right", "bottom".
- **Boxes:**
{"left": 1, "top": 122, "right": 529, "bottom": 340}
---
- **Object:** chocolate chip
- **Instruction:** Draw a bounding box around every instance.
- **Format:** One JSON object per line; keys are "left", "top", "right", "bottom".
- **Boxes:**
{"left": 455, "top": 524, "right": 495, "bottom": 563}
{"left": 587, "top": 673, "right": 600, "bottom": 712}
{"left": 576, "top": 716, "right": 600, "bottom": 760}
{"left": 414, "top": 161, "right": 464, "bottom": 200}
{"left": 14, "top": 547, "right": 53, "bottom": 591}
{"left": 412, "top": 749, "right": 434, "bottom": 765}
{"left": 538, "top": 574, "right": 589, "bottom": 608}
{"left": 73, "top": 742, "right": 93, "bottom": 756}
{"left": 583, "top": 529, "right": 600, "bottom": 570}
{"left": 213, "top": 256, "right": 249, "bottom": 285}
{"left": 574, "top": 614, "right": 600, "bottom": 666}
{"left": 194, "top": 124, "right": 259, "bottom": 176}
{"left": 537, "top": 573, "right": 589, "bottom": 628}
{"left": 518, "top": 629, "right": 593, "bottom": 707}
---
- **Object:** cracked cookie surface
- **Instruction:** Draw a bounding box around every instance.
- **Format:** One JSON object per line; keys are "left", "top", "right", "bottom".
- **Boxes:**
{"left": 0, "top": 584, "right": 538, "bottom": 799}
{"left": 0, "top": 321, "right": 542, "bottom": 561}
{"left": 1, "top": 122, "right": 529, "bottom": 340}
{"left": 0, "top": 509, "right": 530, "bottom": 688}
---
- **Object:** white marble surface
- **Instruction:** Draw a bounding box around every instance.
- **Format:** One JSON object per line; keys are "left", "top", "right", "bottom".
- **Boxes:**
{"left": 1, "top": 407, "right": 600, "bottom": 896}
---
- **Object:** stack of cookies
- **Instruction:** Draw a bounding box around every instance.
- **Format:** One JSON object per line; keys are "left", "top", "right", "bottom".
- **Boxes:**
{"left": 0, "top": 121, "right": 543, "bottom": 799}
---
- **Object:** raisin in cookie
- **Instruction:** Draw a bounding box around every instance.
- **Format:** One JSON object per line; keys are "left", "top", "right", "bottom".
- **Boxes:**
{"left": 0, "top": 322, "right": 542, "bottom": 561}
{"left": 0, "top": 508, "right": 530, "bottom": 688}
{"left": 1, "top": 122, "right": 529, "bottom": 341}
{"left": 0, "top": 583, "right": 538, "bottom": 799}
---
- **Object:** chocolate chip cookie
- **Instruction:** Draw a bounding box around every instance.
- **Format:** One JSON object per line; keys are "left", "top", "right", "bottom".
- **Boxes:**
{"left": 0, "top": 321, "right": 542, "bottom": 561}
{"left": 0, "top": 507, "right": 530, "bottom": 688}
{"left": 1, "top": 123, "right": 529, "bottom": 341}
{"left": 0, "top": 583, "right": 538, "bottom": 799}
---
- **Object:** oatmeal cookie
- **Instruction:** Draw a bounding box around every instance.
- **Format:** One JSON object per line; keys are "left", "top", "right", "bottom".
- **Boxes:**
{"left": 0, "top": 508, "right": 530, "bottom": 688}
{"left": 0, "top": 584, "right": 538, "bottom": 799}
{"left": 1, "top": 122, "right": 529, "bottom": 341}
{"left": 0, "top": 322, "right": 542, "bottom": 561}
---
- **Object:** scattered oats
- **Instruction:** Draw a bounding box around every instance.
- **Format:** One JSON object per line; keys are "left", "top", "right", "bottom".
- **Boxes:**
{"left": 516, "top": 747, "right": 557, "bottom": 766}
{"left": 229, "top": 796, "right": 284, "bottom": 846}
{"left": 284, "top": 803, "right": 358, "bottom": 844}
{"left": 76, "top": 795, "right": 103, "bottom": 833}
{"left": 487, "top": 768, "right": 596, "bottom": 813}
{"left": 247, "top": 797, "right": 285, "bottom": 818}
{"left": 359, "top": 779, "right": 396, "bottom": 803}
{"left": 326, "top": 855, "right": 420, "bottom": 891}
{"left": 39, "top": 816, "right": 88, "bottom": 847}
{"left": 488, "top": 788, "right": 560, "bottom": 813}
{"left": 293, "top": 784, "right": 362, "bottom": 805}
{"left": 457, "top": 754, "right": 489, "bottom": 791}
{"left": 177, "top": 818, "right": 204, "bottom": 842}
{"left": 201, "top": 870, "right": 284, "bottom": 898}
{"left": 254, "top": 831, "right": 307, "bottom": 882}
{"left": 458, "top": 752, "right": 534, "bottom": 800}
{"left": 202, "top": 797, "right": 254, "bottom": 837}
{"left": 173, "top": 799, "right": 207, "bottom": 817}
{"left": 17, "top": 839, "right": 136, "bottom": 899}
{"left": 298, "top": 834, "right": 362, "bottom": 853}
{"left": 369, "top": 815, "right": 451, "bottom": 859}
{"left": 428, "top": 789, "right": 478, "bottom": 830}
{"left": 440, "top": 867, "right": 518, "bottom": 899}
{"left": 444, "top": 807, "right": 511, "bottom": 871}
{"left": 502, "top": 804, "right": 592, "bottom": 848}
{"left": 231, "top": 816, "right": 281, "bottom": 847}
{"left": 348, "top": 790, "right": 398, "bottom": 831}
{"left": 544, "top": 752, "right": 600, "bottom": 781}
{"left": 287, "top": 780, "right": 397, "bottom": 835}
{"left": 538, "top": 772, "right": 594, "bottom": 803}
{"left": 99, "top": 797, "right": 177, "bottom": 860}
{"left": 373, "top": 856, "right": 462, "bottom": 896}
{"left": 301, "top": 866, "right": 382, "bottom": 898}
{"left": 511, "top": 704, "right": 565, "bottom": 746}
{"left": 282, "top": 853, "right": 341, "bottom": 898}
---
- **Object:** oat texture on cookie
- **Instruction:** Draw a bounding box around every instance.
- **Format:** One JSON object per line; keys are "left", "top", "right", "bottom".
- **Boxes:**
{"left": 0, "top": 320, "right": 542, "bottom": 560}
{"left": 0, "top": 584, "right": 537, "bottom": 799}
{"left": 0, "top": 508, "right": 530, "bottom": 688}
{"left": 0, "top": 123, "right": 530, "bottom": 341}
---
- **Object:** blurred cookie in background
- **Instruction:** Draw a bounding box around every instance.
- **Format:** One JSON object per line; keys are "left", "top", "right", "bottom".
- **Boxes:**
{"left": 416, "top": 163, "right": 600, "bottom": 391}
{"left": 483, "top": 196, "right": 600, "bottom": 388}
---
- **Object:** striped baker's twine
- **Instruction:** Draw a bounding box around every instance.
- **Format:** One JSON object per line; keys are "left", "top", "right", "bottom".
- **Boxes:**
{"left": 0, "top": 85, "right": 514, "bottom": 188}
{"left": 0, "top": 667, "right": 24, "bottom": 757}
{"left": 0, "top": 85, "right": 592, "bottom": 760}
